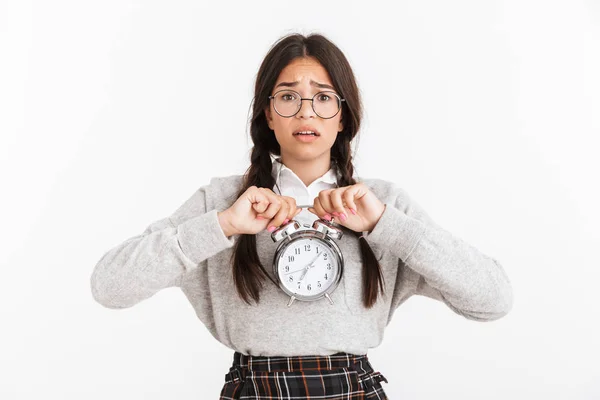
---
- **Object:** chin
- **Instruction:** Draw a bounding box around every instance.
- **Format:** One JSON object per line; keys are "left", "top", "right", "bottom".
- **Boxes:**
{"left": 293, "top": 149, "right": 329, "bottom": 161}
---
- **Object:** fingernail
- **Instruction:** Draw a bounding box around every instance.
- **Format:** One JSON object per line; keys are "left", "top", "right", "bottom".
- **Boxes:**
{"left": 323, "top": 214, "right": 332, "bottom": 221}
{"left": 267, "top": 226, "right": 276, "bottom": 232}
{"left": 340, "top": 213, "right": 347, "bottom": 221}
{"left": 256, "top": 216, "right": 264, "bottom": 220}
{"left": 350, "top": 208, "right": 356, "bottom": 215}
{"left": 283, "top": 219, "right": 289, "bottom": 224}
{"left": 332, "top": 212, "right": 340, "bottom": 216}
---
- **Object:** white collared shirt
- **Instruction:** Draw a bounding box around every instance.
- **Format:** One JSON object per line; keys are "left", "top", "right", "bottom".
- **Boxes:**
{"left": 271, "top": 157, "right": 338, "bottom": 227}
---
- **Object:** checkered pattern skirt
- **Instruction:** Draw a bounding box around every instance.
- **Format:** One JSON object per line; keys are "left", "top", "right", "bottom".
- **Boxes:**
{"left": 219, "top": 351, "right": 389, "bottom": 399}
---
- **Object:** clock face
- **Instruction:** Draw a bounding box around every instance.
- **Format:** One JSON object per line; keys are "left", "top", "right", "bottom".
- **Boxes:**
{"left": 277, "top": 237, "right": 339, "bottom": 297}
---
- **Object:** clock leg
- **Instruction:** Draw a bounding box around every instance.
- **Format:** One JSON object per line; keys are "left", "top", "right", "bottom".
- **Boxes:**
{"left": 287, "top": 296, "right": 296, "bottom": 307}
{"left": 325, "top": 293, "right": 334, "bottom": 305}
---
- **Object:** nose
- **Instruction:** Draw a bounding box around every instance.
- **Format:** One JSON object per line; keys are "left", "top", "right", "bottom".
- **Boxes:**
{"left": 296, "top": 98, "right": 316, "bottom": 119}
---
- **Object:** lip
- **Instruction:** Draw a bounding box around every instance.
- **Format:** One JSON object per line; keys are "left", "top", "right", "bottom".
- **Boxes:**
{"left": 294, "top": 133, "right": 319, "bottom": 143}
{"left": 293, "top": 126, "right": 321, "bottom": 136}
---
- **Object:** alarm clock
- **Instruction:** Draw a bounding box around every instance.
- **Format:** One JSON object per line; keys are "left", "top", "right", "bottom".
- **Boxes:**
{"left": 271, "top": 217, "right": 344, "bottom": 307}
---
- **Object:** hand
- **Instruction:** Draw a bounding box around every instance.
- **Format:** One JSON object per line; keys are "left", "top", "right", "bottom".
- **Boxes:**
{"left": 308, "top": 183, "right": 386, "bottom": 233}
{"left": 218, "top": 186, "right": 302, "bottom": 236}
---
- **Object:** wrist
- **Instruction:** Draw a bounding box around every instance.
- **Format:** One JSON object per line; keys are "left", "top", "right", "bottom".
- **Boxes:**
{"left": 368, "top": 204, "right": 386, "bottom": 233}
{"left": 218, "top": 209, "right": 237, "bottom": 237}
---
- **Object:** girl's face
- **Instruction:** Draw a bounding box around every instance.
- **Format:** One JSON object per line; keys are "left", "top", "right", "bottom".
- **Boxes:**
{"left": 265, "top": 57, "right": 344, "bottom": 163}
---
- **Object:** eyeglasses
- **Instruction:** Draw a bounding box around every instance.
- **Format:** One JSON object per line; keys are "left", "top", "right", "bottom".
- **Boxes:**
{"left": 268, "top": 89, "right": 345, "bottom": 119}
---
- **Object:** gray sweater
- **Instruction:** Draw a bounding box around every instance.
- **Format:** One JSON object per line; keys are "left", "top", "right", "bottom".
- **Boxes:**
{"left": 90, "top": 174, "right": 513, "bottom": 356}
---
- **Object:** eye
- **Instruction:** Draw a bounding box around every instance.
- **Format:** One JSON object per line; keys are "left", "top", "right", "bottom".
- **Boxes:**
{"left": 317, "top": 93, "right": 331, "bottom": 102}
{"left": 280, "top": 92, "right": 297, "bottom": 102}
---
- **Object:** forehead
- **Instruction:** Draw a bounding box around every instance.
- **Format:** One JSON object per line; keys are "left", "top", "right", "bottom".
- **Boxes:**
{"left": 275, "top": 57, "right": 333, "bottom": 86}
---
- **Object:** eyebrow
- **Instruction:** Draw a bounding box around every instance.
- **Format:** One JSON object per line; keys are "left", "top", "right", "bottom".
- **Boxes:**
{"left": 274, "top": 80, "right": 336, "bottom": 91}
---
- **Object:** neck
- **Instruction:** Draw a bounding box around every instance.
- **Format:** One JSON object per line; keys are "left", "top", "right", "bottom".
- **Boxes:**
{"left": 279, "top": 153, "right": 333, "bottom": 187}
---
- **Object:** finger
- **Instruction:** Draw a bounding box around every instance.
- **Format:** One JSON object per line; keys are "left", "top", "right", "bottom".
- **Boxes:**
{"left": 329, "top": 188, "right": 349, "bottom": 219}
{"left": 266, "top": 200, "right": 289, "bottom": 230}
{"left": 312, "top": 197, "right": 332, "bottom": 221}
{"left": 289, "top": 205, "right": 302, "bottom": 219}
{"left": 249, "top": 187, "right": 270, "bottom": 214}
{"left": 317, "top": 189, "right": 335, "bottom": 215}
{"left": 282, "top": 196, "right": 299, "bottom": 222}
{"left": 261, "top": 196, "right": 283, "bottom": 220}
{"left": 343, "top": 186, "right": 359, "bottom": 215}
{"left": 259, "top": 187, "right": 277, "bottom": 196}
{"left": 257, "top": 195, "right": 293, "bottom": 220}
{"left": 253, "top": 189, "right": 282, "bottom": 219}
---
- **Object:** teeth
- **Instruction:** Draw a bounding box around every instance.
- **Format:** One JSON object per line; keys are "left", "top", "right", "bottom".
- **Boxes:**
{"left": 296, "top": 131, "right": 316, "bottom": 135}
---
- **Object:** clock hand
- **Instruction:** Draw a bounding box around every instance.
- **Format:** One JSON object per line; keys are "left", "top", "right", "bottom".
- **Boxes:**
{"left": 284, "top": 266, "right": 308, "bottom": 276}
{"left": 299, "top": 268, "right": 309, "bottom": 281}
{"left": 284, "top": 250, "right": 324, "bottom": 276}
{"left": 299, "top": 252, "right": 325, "bottom": 281}
{"left": 306, "top": 251, "right": 323, "bottom": 267}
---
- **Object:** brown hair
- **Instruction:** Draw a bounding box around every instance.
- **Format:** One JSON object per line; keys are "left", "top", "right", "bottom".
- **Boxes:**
{"left": 231, "top": 33, "right": 385, "bottom": 308}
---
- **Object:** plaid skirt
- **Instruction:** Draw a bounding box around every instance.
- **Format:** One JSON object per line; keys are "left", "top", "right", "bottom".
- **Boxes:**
{"left": 219, "top": 351, "right": 389, "bottom": 399}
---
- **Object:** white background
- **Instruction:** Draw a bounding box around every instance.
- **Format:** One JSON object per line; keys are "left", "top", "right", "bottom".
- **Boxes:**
{"left": 1, "top": 0, "right": 599, "bottom": 399}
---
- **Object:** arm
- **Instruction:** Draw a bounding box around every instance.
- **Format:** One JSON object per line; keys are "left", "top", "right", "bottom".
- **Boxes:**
{"left": 90, "top": 179, "right": 237, "bottom": 309}
{"left": 362, "top": 184, "right": 513, "bottom": 322}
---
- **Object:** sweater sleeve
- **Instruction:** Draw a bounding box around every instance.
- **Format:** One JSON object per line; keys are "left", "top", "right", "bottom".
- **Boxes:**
{"left": 90, "top": 181, "right": 236, "bottom": 309}
{"left": 362, "top": 184, "right": 513, "bottom": 322}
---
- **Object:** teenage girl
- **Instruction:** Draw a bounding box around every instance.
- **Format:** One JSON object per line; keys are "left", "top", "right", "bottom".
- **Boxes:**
{"left": 91, "top": 33, "right": 513, "bottom": 399}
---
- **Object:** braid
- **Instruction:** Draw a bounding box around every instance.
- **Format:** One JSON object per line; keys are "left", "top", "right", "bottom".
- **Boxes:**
{"left": 232, "top": 143, "right": 279, "bottom": 305}
{"left": 247, "top": 143, "right": 276, "bottom": 189}
{"left": 332, "top": 136, "right": 386, "bottom": 305}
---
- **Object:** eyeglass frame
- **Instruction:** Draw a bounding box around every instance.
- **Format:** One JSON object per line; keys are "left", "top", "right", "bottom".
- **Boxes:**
{"left": 268, "top": 89, "right": 346, "bottom": 119}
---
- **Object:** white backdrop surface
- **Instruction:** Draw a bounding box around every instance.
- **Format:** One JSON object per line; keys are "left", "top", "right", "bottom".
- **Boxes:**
{"left": 1, "top": 1, "right": 599, "bottom": 399}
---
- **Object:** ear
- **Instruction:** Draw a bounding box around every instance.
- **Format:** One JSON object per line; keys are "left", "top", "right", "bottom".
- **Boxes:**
{"left": 265, "top": 107, "right": 273, "bottom": 130}
{"left": 338, "top": 120, "right": 344, "bottom": 133}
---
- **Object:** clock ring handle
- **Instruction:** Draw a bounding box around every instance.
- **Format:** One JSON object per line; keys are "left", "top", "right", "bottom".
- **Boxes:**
{"left": 294, "top": 204, "right": 337, "bottom": 224}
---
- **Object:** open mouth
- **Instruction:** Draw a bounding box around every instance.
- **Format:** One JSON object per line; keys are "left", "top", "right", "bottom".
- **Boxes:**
{"left": 293, "top": 128, "right": 321, "bottom": 137}
{"left": 294, "top": 131, "right": 319, "bottom": 136}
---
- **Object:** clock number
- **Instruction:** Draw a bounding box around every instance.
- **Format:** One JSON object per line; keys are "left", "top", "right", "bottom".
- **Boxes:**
{"left": 307, "top": 284, "right": 311, "bottom": 291}
{"left": 304, "top": 244, "right": 311, "bottom": 252}
{"left": 323, "top": 253, "right": 328, "bottom": 260}
{"left": 327, "top": 263, "right": 331, "bottom": 270}
{"left": 285, "top": 266, "right": 289, "bottom": 272}
{"left": 297, "top": 282, "right": 301, "bottom": 289}
{"left": 288, "top": 255, "right": 295, "bottom": 262}
{"left": 289, "top": 276, "right": 293, "bottom": 282}
{"left": 324, "top": 273, "right": 328, "bottom": 280}
{"left": 317, "top": 281, "right": 321, "bottom": 288}
{"left": 316, "top": 246, "right": 320, "bottom": 253}
{"left": 294, "top": 248, "right": 301, "bottom": 255}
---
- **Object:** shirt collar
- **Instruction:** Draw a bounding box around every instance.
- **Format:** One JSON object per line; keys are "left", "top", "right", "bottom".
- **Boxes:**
{"left": 271, "top": 157, "right": 339, "bottom": 187}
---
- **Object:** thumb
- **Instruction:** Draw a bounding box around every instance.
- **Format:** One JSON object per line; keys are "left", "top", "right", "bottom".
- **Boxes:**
{"left": 252, "top": 199, "right": 269, "bottom": 214}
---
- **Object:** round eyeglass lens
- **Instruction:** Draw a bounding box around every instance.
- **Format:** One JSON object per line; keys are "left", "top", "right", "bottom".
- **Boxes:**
{"left": 273, "top": 90, "right": 341, "bottom": 118}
